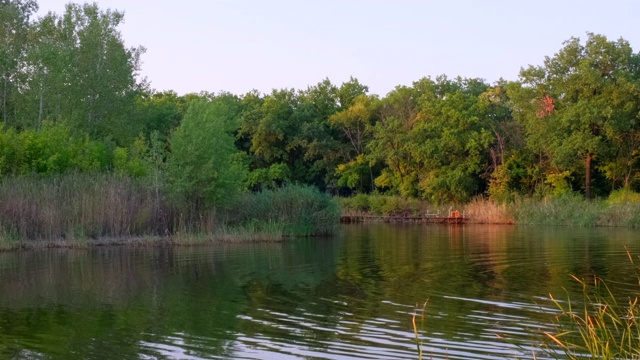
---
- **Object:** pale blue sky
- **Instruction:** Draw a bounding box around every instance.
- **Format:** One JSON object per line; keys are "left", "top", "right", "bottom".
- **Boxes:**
{"left": 37, "top": 0, "right": 640, "bottom": 96}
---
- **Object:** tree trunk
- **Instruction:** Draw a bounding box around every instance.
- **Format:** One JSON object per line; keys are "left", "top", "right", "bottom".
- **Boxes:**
{"left": 38, "top": 86, "right": 44, "bottom": 131}
{"left": 2, "top": 76, "right": 7, "bottom": 127}
{"left": 369, "top": 165, "right": 374, "bottom": 192}
{"left": 585, "top": 152, "right": 592, "bottom": 200}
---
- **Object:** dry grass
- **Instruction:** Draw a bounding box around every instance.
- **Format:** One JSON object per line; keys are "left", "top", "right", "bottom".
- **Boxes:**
{"left": 0, "top": 174, "right": 172, "bottom": 241}
{"left": 463, "top": 197, "right": 515, "bottom": 224}
{"left": 0, "top": 174, "right": 337, "bottom": 247}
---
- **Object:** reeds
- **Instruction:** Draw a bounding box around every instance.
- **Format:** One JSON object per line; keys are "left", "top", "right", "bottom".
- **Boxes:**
{"left": 512, "top": 193, "right": 640, "bottom": 227}
{"left": 0, "top": 173, "right": 172, "bottom": 241}
{"left": 542, "top": 252, "right": 640, "bottom": 359}
{"left": 413, "top": 300, "right": 428, "bottom": 360}
{"left": 224, "top": 184, "right": 341, "bottom": 237}
{"left": 463, "top": 197, "right": 515, "bottom": 224}
{"left": 0, "top": 174, "right": 339, "bottom": 247}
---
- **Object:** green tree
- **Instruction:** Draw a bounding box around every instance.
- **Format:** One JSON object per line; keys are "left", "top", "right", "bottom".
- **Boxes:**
{"left": 369, "top": 84, "right": 421, "bottom": 197}
{"left": 0, "top": 0, "right": 37, "bottom": 126}
{"left": 328, "top": 93, "right": 379, "bottom": 191}
{"left": 412, "top": 76, "right": 492, "bottom": 203}
{"left": 134, "top": 90, "right": 185, "bottom": 141}
{"left": 238, "top": 88, "right": 303, "bottom": 189}
{"left": 167, "top": 96, "right": 247, "bottom": 210}
{"left": 19, "top": 3, "right": 145, "bottom": 143}
{"left": 512, "top": 33, "right": 640, "bottom": 198}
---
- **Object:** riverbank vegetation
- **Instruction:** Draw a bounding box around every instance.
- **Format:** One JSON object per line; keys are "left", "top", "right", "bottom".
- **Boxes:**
{"left": 0, "top": 173, "right": 338, "bottom": 249}
{"left": 2, "top": 0, "right": 640, "bottom": 246}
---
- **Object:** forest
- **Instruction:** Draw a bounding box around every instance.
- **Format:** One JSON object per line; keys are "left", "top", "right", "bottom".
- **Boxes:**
{"left": 2, "top": 1, "right": 640, "bottom": 241}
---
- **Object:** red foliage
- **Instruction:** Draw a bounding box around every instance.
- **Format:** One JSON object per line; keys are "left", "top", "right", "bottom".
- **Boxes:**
{"left": 536, "top": 95, "right": 555, "bottom": 118}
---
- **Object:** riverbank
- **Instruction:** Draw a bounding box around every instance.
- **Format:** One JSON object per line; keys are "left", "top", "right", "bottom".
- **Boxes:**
{"left": 339, "top": 191, "right": 640, "bottom": 227}
{"left": 0, "top": 232, "right": 287, "bottom": 252}
{"left": 0, "top": 174, "right": 340, "bottom": 249}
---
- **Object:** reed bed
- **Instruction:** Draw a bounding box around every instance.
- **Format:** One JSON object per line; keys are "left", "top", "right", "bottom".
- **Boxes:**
{"left": 512, "top": 194, "right": 640, "bottom": 227}
{"left": 340, "top": 192, "right": 640, "bottom": 227}
{"left": 0, "top": 173, "right": 171, "bottom": 241}
{"left": 463, "top": 197, "right": 515, "bottom": 224}
{"left": 0, "top": 174, "right": 339, "bottom": 247}
{"left": 224, "top": 184, "right": 340, "bottom": 237}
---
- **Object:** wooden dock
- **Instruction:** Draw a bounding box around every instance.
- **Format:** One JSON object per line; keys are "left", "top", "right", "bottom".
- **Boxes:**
{"left": 340, "top": 215, "right": 467, "bottom": 224}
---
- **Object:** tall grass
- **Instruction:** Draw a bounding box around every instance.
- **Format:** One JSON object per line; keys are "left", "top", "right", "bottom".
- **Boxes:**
{"left": 0, "top": 174, "right": 339, "bottom": 247}
{"left": 541, "top": 252, "right": 640, "bottom": 359}
{"left": 0, "top": 173, "right": 172, "bottom": 241}
{"left": 224, "top": 184, "right": 340, "bottom": 236}
{"left": 463, "top": 197, "right": 515, "bottom": 224}
{"left": 512, "top": 193, "right": 640, "bottom": 227}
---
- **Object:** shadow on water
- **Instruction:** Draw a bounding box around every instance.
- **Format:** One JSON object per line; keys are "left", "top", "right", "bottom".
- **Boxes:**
{"left": 0, "top": 224, "right": 639, "bottom": 359}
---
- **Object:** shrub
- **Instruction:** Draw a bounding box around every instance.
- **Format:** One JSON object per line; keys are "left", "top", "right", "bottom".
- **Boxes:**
{"left": 224, "top": 184, "right": 340, "bottom": 236}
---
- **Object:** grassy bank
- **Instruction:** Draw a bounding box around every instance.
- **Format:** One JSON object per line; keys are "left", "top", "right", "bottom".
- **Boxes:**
{"left": 340, "top": 191, "right": 640, "bottom": 227}
{"left": 0, "top": 174, "right": 339, "bottom": 249}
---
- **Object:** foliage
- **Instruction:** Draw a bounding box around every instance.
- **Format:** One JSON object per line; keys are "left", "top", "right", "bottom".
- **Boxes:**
{"left": 510, "top": 33, "right": 640, "bottom": 199}
{"left": 0, "top": 122, "right": 109, "bottom": 176}
{"left": 3, "top": 3, "right": 640, "bottom": 217}
{"left": 340, "top": 193, "right": 426, "bottom": 216}
{"left": 328, "top": 93, "right": 379, "bottom": 191}
{"left": 224, "top": 184, "right": 340, "bottom": 236}
{"left": 167, "top": 97, "right": 247, "bottom": 210}
{"left": 487, "top": 154, "right": 528, "bottom": 203}
{"left": 607, "top": 188, "right": 640, "bottom": 204}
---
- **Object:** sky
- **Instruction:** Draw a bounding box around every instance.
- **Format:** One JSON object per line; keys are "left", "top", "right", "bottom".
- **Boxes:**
{"left": 36, "top": 0, "right": 640, "bottom": 97}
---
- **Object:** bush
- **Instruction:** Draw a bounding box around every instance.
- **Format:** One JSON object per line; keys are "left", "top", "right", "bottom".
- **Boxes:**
{"left": 224, "top": 185, "right": 340, "bottom": 236}
{"left": 607, "top": 188, "right": 640, "bottom": 205}
{"left": 340, "top": 193, "right": 427, "bottom": 216}
{"left": 0, "top": 123, "right": 110, "bottom": 176}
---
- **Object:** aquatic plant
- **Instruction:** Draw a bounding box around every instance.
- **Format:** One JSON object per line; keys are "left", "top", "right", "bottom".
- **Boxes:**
{"left": 463, "top": 197, "right": 515, "bottom": 224}
{"left": 512, "top": 194, "right": 640, "bottom": 227}
{"left": 224, "top": 184, "right": 340, "bottom": 237}
{"left": 412, "top": 300, "right": 428, "bottom": 360}
{"left": 541, "top": 253, "right": 640, "bottom": 359}
{"left": 0, "top": 174, "right": 339, "bottom": 247}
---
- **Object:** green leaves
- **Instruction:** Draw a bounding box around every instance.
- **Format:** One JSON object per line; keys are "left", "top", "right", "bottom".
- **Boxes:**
{"left": 167, "top": 97, "right": 247, "bottom": 210}
{"left": 369, "top": 76, "right": 493, "bottom": 203}
{"left": 511, "top": 33, "right": 640, "bottom": 197}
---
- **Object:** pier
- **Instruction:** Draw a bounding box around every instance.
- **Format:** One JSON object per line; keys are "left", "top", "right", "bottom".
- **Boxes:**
{"left": 340, "top": 214, "right": 467, "bottom": 224}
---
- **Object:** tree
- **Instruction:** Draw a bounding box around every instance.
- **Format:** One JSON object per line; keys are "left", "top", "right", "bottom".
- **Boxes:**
{"left": 328, "top": 93, "right": 379, "bottom": 191}
{"left": 513, "top": 33, "right": 640, "bottom": 198}
{"left": 0, "top": 0, "right": 37, "bottom": 126}
{"left": 167, "top": 96, "right": 247, "bottom": 210}
{"left": 411, "top": 76, "right": 492, "bottom": 203}
{"left": 18, "top": 3, "right": 145, "bottom": 143}
{"left": 134, "top": 90, "right": 185, "bottom": 141}
{"left": 369, "top": 84, "right": 421, "bottom": 197}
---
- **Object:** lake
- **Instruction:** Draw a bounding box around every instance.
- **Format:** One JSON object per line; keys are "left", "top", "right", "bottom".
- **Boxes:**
{"left": 0, "top": 224, "right": 639, "bottom": 359}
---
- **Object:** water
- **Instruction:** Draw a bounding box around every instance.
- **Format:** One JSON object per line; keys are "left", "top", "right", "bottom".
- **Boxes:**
{"left": 0, "top": 224, "right": 639, "bottom": 359}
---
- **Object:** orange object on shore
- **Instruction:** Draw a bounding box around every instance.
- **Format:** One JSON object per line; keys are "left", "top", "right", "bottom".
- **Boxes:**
{"left": 451, "top": 210, "right": 460, "bottom": 218}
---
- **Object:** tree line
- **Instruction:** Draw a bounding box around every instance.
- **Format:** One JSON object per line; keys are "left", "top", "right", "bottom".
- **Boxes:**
{"left": 2, "top": 0, "right": 640, "bottom": 207}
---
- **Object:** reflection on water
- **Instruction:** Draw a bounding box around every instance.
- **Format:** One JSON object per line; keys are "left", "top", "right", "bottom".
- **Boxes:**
{"left": 0, "top": 224, "right": 639, "bottom": 359}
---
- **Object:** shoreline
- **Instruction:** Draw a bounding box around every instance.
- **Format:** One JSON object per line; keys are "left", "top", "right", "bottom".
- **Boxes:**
{"left": 0, "top": 233, "right": 288, "bottom": 252}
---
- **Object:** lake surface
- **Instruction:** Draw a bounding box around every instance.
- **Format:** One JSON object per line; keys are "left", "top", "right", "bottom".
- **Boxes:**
{"left": 0, "top": 224, "right": 639, "bottom": 359}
